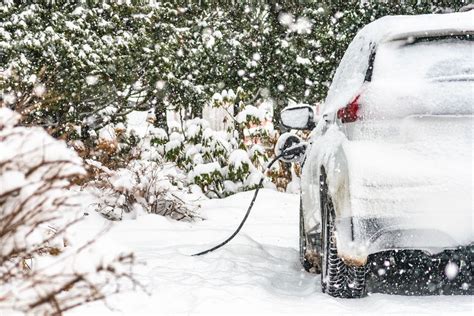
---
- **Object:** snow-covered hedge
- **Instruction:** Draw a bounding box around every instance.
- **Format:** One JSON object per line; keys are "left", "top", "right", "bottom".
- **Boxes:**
{"left": 2, "top": 1, "right": 460, "bottom": 148}
{"left": 0, "top": 108, "right": 139, "bottom": 314}
{"left": 155, "top": 102, "right": 281, "bottom": 197}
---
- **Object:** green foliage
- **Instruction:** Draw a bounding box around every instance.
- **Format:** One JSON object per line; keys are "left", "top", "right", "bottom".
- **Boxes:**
{"left": 1, "top": 1, "right": 466, "bottom": 171}
{"left": 155, "top": 113, "right": 275, "bottom": 197}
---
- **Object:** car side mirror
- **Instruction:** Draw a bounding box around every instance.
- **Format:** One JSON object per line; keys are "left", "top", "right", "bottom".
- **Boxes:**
{"left": 280, "top": 105, "right": 316, "bottom": 130}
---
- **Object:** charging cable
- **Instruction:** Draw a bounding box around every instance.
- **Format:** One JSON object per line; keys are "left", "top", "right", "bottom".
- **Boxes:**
{"left": 192, "top": 143, "right": 306, "bottom": 256}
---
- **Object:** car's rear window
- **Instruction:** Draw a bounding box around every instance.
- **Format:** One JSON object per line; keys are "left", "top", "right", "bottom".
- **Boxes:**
{"left": 362, "top": 36, "right": 473, "bottom": 117}
{"left": 372, "top": 36, "right": 473, "bottom": 82}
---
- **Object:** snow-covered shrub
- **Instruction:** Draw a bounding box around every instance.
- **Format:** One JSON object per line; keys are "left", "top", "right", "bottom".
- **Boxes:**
{"left": 0, "top": 108, "right": 138, "bottom": 314}
{"left": 227, "top": 149, "right": 253, "bottom": 183}
{"left": 83, "top": 159, "right": 199, "bottom": 221}
{"left": 164, "top": 131, "right": 186, "bottom": 164}
{"left": 87, "top": 121, "right": 141, "bottom": 169}
{"left": 0, "top": 107, "right": 84, "bottom": 259}
{"left": 189, "top": 162, "right": 225, "bottom": 196}
{"left": 160, "top": 106, "right": 279, "bottom": 197}
{"left": 149, "top": 126, "right": 169, "bottom": 148}
{"left": 77, "top": 110, "right": 199, "bottom": 221}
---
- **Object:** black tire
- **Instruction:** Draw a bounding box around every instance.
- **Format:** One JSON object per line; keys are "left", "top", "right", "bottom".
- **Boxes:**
{"left": 320, "top": 169, "right": 367, "bottom": 298}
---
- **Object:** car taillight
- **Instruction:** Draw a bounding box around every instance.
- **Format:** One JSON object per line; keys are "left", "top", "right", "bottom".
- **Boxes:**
{"left": 337, "top": 95, "right": 360, "bottom": 123}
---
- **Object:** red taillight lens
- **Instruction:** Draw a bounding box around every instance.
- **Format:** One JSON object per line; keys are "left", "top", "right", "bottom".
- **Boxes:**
{"left": 337, "top": 95, "right": 360, "bottom": 123}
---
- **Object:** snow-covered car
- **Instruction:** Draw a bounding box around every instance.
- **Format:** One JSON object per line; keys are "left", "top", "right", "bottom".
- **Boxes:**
{"left": 276, "top": 11, "right": 473, "bottom": 298}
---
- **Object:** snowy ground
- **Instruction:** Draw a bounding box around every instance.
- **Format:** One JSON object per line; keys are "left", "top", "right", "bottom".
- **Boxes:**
{"left": 70, "top": 189, "right": 472, "bottom": 315}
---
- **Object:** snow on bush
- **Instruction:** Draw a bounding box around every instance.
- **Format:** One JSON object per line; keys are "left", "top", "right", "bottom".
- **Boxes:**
{"left": 118, "top": 95, "right": 299, "bottom": 198}
{"left": 0, "top": 108, "right": 84, "bottom": 259}
{"left": 156, "top": 102, "right": 291, "bottom": 197}
{"left": 0, "top": 108, "right": 139, "bottom": 314}
{"left": 83, "top": 159, "right": 199, "bottom": 221}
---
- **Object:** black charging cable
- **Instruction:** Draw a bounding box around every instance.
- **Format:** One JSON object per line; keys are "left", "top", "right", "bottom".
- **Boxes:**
{"left": 192, "top": 144, "right": 306, "bottom": 256}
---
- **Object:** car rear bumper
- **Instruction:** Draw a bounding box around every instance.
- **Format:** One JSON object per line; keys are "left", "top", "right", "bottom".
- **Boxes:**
{"left": 334, "top": 216, "right": 474, "bottom": 265}
{"left": 366, "top": 245, "right": 473, "bottom": 295}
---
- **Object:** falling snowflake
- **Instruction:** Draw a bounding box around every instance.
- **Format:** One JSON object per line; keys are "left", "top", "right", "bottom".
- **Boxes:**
{"left": 3, "top": 92, "right": 16, "bottom": 104}
{"left": 156, "top": 80, "right": 166, "bottom": 90}
{"left": 278, "top": 12, "right": 293, "bottom": 26}
{"left": 33, "top": 84, "right": 46, "bottom": 97}
{"left": 86, "top": 75, "right": 99, "bottom": 85}
{"left": 444, "top": 262, "right": 459, "bottom": 280}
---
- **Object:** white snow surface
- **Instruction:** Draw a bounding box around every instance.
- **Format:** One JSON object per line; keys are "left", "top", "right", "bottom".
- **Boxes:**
{"left": 68, "top": 190, "right": 472, "bottom": 315}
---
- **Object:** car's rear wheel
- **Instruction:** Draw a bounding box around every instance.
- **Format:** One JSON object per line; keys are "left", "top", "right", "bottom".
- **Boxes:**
{"left": 320, "top": 169, "right": 367, "bottom": 298}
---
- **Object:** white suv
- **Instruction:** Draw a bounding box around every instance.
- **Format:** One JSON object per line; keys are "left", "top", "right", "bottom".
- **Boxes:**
{"left": 277, "top": 11, "right": 473, "bottom": 298}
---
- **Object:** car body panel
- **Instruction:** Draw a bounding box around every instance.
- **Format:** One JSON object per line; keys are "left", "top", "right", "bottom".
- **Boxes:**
{"left": 339, "top": 116, "right": 473, "bottom": 261}
{"left": 300, "top": 11, "right": 473, "bottom": 264}
{"left": 302, "top": 116, "right": 473, "bottom": 263}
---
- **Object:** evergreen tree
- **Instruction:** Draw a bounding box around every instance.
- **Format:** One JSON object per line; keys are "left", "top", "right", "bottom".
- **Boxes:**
{"left": 1, "top": 1, "right": 467, "bottom": 168}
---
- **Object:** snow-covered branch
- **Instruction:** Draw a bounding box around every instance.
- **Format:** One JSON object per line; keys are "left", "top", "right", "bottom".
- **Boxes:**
{"left": 0, "top": 108, "right": 141, "bottom": 314}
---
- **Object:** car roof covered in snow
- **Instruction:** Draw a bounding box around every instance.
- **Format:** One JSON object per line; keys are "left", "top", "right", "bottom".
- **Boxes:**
{"left": 359, "top": 10, "right": 474, "bottom": 43}
{"left": 322, "top": 11, "right": 474, "bottom": 115}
